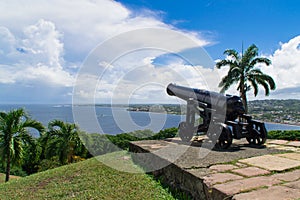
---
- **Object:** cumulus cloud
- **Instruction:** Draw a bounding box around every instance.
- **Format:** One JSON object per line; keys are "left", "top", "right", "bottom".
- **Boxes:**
{"left": 267, "top": 36, "right": 300, "bottom": 89}
{"left": 260, "top": 36, "right": 300, "bottom": 99}
{"left": 0, "top": 0, "right": 208, "bottom": 62}
{"left": 0, "top": 0, "right": 211, "bottom": 103}
{"left": 0, "top": 19, "right": 73, "bottom": 87}
{"left": 72, "top": 27, "right": 217, "bottom": 104}
{"left": 91, "top": 56, "right": 220, "bottom": 104}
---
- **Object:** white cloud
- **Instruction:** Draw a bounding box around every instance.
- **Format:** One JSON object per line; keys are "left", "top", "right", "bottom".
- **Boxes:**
{"left": 0, "top": 19, "right": 73, "bottom": 87}
{"left": 259, "top": 36, "right": 300, "bottom": 99}
{"left": 0, "top": 0, "right": 208, "bottom": 62}
{"left": 267, "top": 36, "right": 300, "bottom": 89}
{"left": 71, "top": 27, "right": 217, "bottom": 104}
{"left": 0, "top": 27, "right": 16, "bottom": 56}
{"left": 0, "top": 0, "right": 211, "bottom": 103}
{"left": 91, "top": 58, "right": 220, "bottom": 104}
{"left": 22, "top": 19, "right": 63, "bottom": 68}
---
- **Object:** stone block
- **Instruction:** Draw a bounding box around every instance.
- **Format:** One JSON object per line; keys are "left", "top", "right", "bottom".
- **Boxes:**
{"left": 209, "top": 164, "right": 238, "bottom": 172}
{"left": 276, "top": 152, "right": 300, "bottom": 161}
{"left": 213, "top": 176, "right": 281, "bottom": 196}
{"left": 286, "top": 141, "right": 300, "bottom": 147}
{"left": 267, "top": 139, "right": 288, "bottom": 145}
{"left": 239, "top": 155, "right": 300, "bottom": 171}
{"left": 203, "top": 173, "right": 243, "bottom": 186}
{"left": 232, "top": 186, "right": 300, "bottom": 200}
{"left": 284, "top": 180, "right": 300, "bottom": 190}
{"left": 232, "top": 167, "right": 270, "bottom": 177}
{"left": 271, "top": 169, "right": 300, "bottom": 182}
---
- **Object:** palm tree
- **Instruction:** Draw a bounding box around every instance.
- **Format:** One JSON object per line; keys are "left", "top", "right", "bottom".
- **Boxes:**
{"left": 45, "top": 120, "right": 83, "bottom": 164}
{"left": 0, "top": 108, "right": 44, "bottom": 182}
{"left": 216, "top": 44, "right": 276, "bottom": 113}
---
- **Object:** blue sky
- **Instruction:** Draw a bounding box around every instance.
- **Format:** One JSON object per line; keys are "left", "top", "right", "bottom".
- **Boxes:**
{"left": 119, "top": 0, "right": 300, "bottom": 58}
{"left": 0, "top": 0, "right": 299, "bottom": 104}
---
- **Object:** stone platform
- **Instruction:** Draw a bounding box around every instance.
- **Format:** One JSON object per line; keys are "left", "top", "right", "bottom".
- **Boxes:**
{"left": 129, "top": 138, "right": 300, "bottom": 200}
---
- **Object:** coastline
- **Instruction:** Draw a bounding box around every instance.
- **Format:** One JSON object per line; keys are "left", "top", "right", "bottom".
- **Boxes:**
{"left": 263, "top": 120, "right": 300, "bottom": 127}
{"left": 127, "top": 108, "right": 300, "bottom": 127}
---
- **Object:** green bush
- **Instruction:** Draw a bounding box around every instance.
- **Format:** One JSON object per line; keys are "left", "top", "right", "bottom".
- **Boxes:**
{"left": 76, "top": 128, "right": 179, "bottom": 157}
{"left": 0, "top": 166, "right": 27, "bottom": 177}
{"left": 149, "top": 127, "right": 178, "bottom": 140}
{"left": 268, "top": 130, "right": 300, "bottom": 141}
{"left": 38, "top": 157, "right": 62, "bottom": 172}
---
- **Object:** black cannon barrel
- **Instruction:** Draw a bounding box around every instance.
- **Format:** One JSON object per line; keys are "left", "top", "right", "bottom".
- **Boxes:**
{"left": 166, "top": 83, "right": 245, "bottom": 120}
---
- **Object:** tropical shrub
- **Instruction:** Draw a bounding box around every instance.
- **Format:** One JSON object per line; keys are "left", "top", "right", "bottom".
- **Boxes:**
{"left": 268, "top": 130, "right": 300, "bottom": 141}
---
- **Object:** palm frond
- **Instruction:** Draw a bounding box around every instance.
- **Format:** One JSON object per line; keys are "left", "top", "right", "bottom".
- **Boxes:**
{"left": 256, "top": 78, "right": 271, "bottom": 96}
{"left": 260, "top": 74, "right": 276, "bottom": 90}
{"left": 243, "top": 44, "right": 258, "bottom": 59}
{"left": 248, "top": 77, "right": 259, "bottom": 96}
{"left": 248, "top": 68, "right": 263, "bottom": 75}
{"left": 216, "top": 59, "right": 235, "bottom": 69}
{"left": 250, "top": 57, "right": 271, "bottom": 67}
{"left": 11, "top": 136, "right": 23, "bottom": 166}
{"left": 224, "top": 49, "right": 240, "bottom": 60}
{"left": 48, "top": 119, "right": 65, "bottom": 130}
{"left": 22, "top": 119, "right": 45, "bottom": 133}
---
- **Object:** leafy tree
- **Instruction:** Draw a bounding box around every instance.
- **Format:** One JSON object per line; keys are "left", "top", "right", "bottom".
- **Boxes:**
{"left": 44, "top": 120, "right": 85, "bottom": 164}
{"left": 0, "top": 108, "right": 44, "bottom": 182}
{"left": 22, "top": 139, "right": 42, "bottom": 175}
{"left": 216, "top": 44, "right": 276, "bottom": 113}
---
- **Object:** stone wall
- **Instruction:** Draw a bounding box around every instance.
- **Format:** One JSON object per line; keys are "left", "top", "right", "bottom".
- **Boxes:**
{"left": 129, "top": 141, "right": 207, "bottom": 199}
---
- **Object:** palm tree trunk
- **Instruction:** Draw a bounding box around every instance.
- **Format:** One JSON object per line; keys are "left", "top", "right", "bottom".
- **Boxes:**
{"left": 243, "top": 94, "right": 248, "bottom": 114}
{"left": 5, "top": 152, "right": 11, "bottom": 182}
{"left": 240, "top": 92, "right": 248, "bottom": 114}
{"left": 239, "top": 76, "right": 248, "bottom": 114}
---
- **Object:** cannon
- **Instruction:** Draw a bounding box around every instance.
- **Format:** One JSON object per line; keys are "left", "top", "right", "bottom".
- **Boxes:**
{"left": 166, "top": 83, "right": 267, "bottom": 148}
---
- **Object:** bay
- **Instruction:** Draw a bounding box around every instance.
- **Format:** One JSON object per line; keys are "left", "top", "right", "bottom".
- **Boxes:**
{"left": 0, "top": 104, "right": 299, "bottom": 135}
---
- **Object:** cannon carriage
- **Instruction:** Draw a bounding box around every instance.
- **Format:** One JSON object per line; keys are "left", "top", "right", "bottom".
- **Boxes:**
{"left": 166, "top": 83, "right": 267, "bottom": 149}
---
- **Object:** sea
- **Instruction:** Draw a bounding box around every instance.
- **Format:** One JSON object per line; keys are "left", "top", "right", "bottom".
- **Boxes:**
{"left": 0, "top": 104, "right": 300, "bottom": 135}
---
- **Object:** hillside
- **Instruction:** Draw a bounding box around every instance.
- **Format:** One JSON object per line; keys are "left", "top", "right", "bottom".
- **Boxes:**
{"left": 0, "top": 151, "right": 175, "bottom": 200}
{"left": 0, "top": 173, "right": 19, "bottom": 183}
{"left": 249, "top": 99, "right": 300, "bottom": 124}
{"left": 127, "top": 99, "right": 300, "bottom": 125}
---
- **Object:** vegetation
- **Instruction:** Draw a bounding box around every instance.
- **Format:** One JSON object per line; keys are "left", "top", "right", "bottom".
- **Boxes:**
{"left": 248, "top": 99, "right": 300, "bottom": 124}
{"left": 82, "top": 128, "right": 178, "bottom": 156}
{"left": 268, "top": 130, "right": 300, "bottom": 141}
{"left": 129, "top": 100, "right": 300, "bottom": 125}
{"left": 0, "top": 173, "right": 19, "bottom": 183}
{"left": 1, "top": 105, "right": 298, "bottom": 199}
{"left": 42, "top": 120, "right": 88, "bottom": 165}
{"left": 0, "top": 106, "right": 178, "bottom": 182}
{"left": 216, "top": 44, "right": 276, "bottom": 113}
{"left": 128, "top": 104, "right": 186, "bottom": 115}
{"left": 0, "top": 151, "right": 175, "bottom": 200}
{"left": 0, "top": 108, "right": 44, "bottom": 182}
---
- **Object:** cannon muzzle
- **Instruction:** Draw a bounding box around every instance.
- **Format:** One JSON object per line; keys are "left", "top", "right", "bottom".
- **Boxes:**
{"left": 166, "top": 83, "right": 245, "bottom": 120}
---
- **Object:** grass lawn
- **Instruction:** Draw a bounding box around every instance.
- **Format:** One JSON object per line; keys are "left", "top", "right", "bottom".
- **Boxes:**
{"left": 0, "top": 173, "right": 20, "bottom": 183}
{"left": 0, "top": 151, "right": 175, "bottom": 200}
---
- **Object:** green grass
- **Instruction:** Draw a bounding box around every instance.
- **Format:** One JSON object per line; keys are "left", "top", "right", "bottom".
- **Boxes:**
{"left": 0, "top": 173, "right": 19, "bottom": 183}
{"left": 0, "top": 151, "right": 175, "bottom": 200}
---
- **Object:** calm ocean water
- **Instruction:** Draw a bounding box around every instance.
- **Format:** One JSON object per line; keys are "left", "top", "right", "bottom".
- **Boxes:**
{"left": 0, "top": 104, "right": 299, "bottom": 135}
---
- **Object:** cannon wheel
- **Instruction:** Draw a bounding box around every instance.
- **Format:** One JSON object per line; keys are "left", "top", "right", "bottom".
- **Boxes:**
{"left": 178, "top": 122, "right": 194, "bottom": 142}
{"left": 208, "top": 124, "right": 233, "bottom": 149}
{"left": 217, "top": 125, "right": 233, "bottom": 149}
{"left": 246, "top": 126, "right": 267, "bottom": 145}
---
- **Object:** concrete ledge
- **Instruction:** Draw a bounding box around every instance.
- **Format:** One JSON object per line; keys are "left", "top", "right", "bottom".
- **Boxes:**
{"left": 129, "top": 138, "right": 300, "bottom": 200}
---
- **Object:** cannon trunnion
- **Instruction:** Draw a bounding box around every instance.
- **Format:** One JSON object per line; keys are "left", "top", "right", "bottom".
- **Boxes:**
{"left": 167, "top": 83, "right": 267, "bottom": 149}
